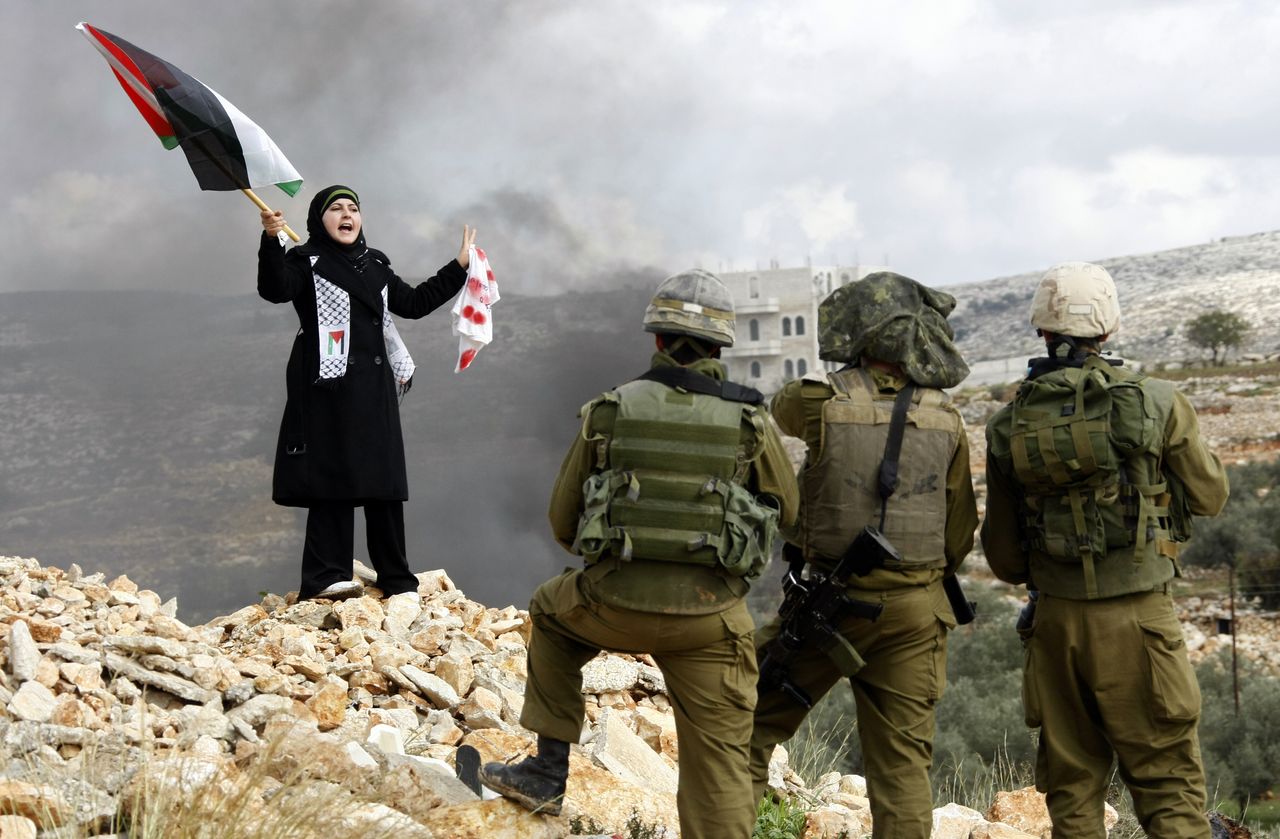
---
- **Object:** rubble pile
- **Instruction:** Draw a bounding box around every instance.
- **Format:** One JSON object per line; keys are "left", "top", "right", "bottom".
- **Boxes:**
{"left": 0, "top": 555, "right": 1134, "bottom": 837}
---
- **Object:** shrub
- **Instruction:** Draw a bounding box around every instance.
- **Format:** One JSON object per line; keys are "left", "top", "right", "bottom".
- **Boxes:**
{"left": 1186, "top": 310, "right": 1251, "bottom": 365}
{"left": 1197, "top": 651, "right": 1280, "bottom": 816}
{"left": 1180, "top": 460, "right": 1280, "bottom": 608}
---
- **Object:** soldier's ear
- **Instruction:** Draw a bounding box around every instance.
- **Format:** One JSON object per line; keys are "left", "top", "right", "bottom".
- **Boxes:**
{"left": 655, "top": 334, "right": 666, "bottom": 351}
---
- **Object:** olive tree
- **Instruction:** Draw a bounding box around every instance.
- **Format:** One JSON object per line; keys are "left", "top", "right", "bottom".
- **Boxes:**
{"left": 1185, "top": 310, "right": 1251, "bottom": 366}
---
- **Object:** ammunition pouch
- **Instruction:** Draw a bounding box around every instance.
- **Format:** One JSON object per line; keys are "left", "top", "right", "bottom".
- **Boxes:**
{"left": 573, "top": 469, "right": 780, "bottom": 580}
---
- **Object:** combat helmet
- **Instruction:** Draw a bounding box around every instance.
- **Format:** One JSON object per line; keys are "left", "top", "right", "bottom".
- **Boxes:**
{"left": 818, "top": 271, "right": 969, "bottom": 389}
{"left": 1029, "top": 262, "right": 1120, "bottom": 338}
{"left": 642, "top": 269, "right": 736, "bottom": 347}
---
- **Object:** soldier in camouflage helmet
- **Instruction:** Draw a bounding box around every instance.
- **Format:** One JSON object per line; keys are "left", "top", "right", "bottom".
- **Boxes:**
{"left": 750, "top": 271, "right": 978, "bottom": 837}
{"left": 983, "top": 262, "right": 1229, "bottom": 837}
{"left": 817, "top": 270, "right": 970, "bottom": 387}
{"left": 480, "top": 269, "right": 799, "bottom": 839}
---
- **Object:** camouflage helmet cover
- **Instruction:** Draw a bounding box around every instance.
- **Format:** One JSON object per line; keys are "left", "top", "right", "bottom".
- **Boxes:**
{"left": 642, "top": 268, "right": 736, "bottom": 347}
{"left": 818, "top": 271, "right": 970, "bottom": 389}
{"left": 1029, "top": 261, "right": 1121, "bottom": 338}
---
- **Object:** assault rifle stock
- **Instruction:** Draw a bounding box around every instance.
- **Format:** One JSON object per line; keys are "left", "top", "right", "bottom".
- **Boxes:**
{"left": 944, "top": 574, "right": 976, "bottom": 625}
{"left": 757, "top": 528, "right": 889, "bottom": 709}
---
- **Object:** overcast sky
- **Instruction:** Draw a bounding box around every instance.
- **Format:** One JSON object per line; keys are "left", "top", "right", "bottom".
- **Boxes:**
{"left": 5, "top": 0, "right": 1280, "bottom": 295}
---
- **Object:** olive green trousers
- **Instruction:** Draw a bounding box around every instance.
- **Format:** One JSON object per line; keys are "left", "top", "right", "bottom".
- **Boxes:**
{"left": 1025, "top": 590, "right": 1209, "bottom": 838}
{"left": 750, "top": 580, "right": 953, "bottom": 839}
{"left": 519, "top": 570, "right": 759, "bottom": 839}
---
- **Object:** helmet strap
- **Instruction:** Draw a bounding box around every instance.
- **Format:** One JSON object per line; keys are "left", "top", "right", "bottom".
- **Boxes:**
{"left": 1045, "top": 333, "right": 1102, "bottom": 361}
{"left": 667, "top": 335, "right": 714, "bottom": 360}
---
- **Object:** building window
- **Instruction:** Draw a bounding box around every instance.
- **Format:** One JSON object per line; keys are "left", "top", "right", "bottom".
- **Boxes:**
{"left": 750, "top": 361, "right": 761, "bottom": 378}
{"left": 784, "top": 359, "right": 794, "bottom": 379}
{"left": 749, "top": 319, "right": 759, "bottom": 341}
{"left": 841, "top": 273, "right": 849, "bottom": 283}
{"left": 797, "top": 358, "right": 807, "bottom": 376}
{"left": 749, "top": 276, "right": 760, "bottom": 299}
{"left": 795, "top": 316, "right": 805, "bottom": 336}
{"left": 782, "top": 317, "right": 791, "bottom": 337}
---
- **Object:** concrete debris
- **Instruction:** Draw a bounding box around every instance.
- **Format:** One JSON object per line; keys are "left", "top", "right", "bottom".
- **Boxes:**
{"left": 0, "top": 554, "right": 1177, "bottom": 837}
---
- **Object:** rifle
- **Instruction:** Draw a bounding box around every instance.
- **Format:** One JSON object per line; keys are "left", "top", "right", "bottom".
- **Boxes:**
{"left": 1016, "top": 590, "right": 1039, "bottom": 635}
{"left": 757, "top": 533, "right": 887, "bottom": 709}
{"left": 944, "top": 574, "right": 977, "bottom": 625}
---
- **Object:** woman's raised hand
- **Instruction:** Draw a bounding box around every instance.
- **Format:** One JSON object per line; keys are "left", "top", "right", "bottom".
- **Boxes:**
{"left": 261, "top": 209, "right": 287, "bottom": 236}
{"left": 457, "top": 225, "right": 478, "bottom": 269}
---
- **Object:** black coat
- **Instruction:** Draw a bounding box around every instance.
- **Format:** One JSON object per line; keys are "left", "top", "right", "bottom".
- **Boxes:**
{"left": 257, "top": 233, "right": 466, "bottom": 506}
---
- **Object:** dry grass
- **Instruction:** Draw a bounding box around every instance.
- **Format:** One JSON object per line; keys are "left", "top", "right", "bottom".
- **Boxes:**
{"left": 19, "top": 726, "right": 411, "bottom": 839}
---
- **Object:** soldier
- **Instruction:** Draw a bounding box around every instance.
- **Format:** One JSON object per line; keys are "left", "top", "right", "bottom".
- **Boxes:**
{"left": 983, "top": 262, "right": 1230, "bottom": 838}
{"left": 749, "top": 272, "right": 978, "bottom": 838}
{"left": 479, "top": 269, "right": 799, "bottom": 839}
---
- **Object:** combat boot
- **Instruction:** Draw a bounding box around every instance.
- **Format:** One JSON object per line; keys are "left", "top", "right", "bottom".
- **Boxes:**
{"left": 477, "top": 735, "right": 570, "bottom": 815}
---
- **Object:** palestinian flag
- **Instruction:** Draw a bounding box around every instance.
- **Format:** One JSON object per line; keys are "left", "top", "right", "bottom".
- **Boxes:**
{"left": 78, "top": 22, "right": 302, "bottom": 196}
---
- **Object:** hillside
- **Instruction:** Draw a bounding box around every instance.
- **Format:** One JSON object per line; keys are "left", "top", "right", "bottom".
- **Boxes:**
{"left": 3, "top": 230, "right": 1280, "bottom": 623}
{"left": 950, "top": 230, "right": 1280, "bottom": 364}
{"left": 0, "top": 287, "right": 655, "bottom": 623}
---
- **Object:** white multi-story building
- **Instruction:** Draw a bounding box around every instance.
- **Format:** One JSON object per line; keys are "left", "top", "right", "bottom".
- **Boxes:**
{"left": 718, "top": 264, "right": 885, "bottom": 393}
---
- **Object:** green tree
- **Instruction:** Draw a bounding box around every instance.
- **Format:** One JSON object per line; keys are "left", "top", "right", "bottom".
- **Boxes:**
{"left": 1185, "top": 310, "right": 1251, "bottom": 366}
{"left": 1197, "top": 651, "right": 1280, "bottom": 815}
{"left": 1181, "top": 460, "right": 1280, "bottom": 609}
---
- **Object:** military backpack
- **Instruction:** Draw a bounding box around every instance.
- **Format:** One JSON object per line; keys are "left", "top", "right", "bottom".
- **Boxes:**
{"left": 1006, "top": 354, "right": 1188, "bottom": 598}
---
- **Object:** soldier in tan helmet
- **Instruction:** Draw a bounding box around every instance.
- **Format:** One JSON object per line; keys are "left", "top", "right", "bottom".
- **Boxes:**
{"left": 983, "top": 262, "right": 1230, "bottom": 838}
{"left": 479, "top": 269, "right": 799, "bottom": 839}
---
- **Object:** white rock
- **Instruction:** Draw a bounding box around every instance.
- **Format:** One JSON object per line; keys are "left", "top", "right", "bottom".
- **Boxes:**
{"left": 932, "top": 802, "right": 987, "bottom": 839}
{"left": 367, "top": 723, "right": 406, "bottom": 756}
{"left": 7, "top": 621, "right": 40, "bottom": 682}
{"left": 225, "top": 694, "right": 295, "bottom": 728}
{"left": 399, "top": 665, "right": 459, "bottom": 709}
{"left": 344, "top": 741, "right": 379, "bottom": 769}
{"left": 8, "top": 681, "right": 57, "bottom": 723}
{"left": 384, "top": 593, "right": 422, "bottom": 636}
{"left": 581, "top": 654, "right": 640, "bottom": 694}
{"left": 838, "top": 774, "right": 868, "bottom": 798}
{"left": 0, "top": 815, "right": 37, "bottom": 839}
{"left": 403, "top": 753, "right": 456, "bottom": 778}
{"left": 590, "top": 707, "right": 678, "bottom": 796}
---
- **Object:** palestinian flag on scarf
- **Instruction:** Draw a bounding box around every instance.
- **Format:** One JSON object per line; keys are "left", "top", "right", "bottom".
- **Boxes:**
{"left": 77, "top": 22, "right": 302, "bottom": 196}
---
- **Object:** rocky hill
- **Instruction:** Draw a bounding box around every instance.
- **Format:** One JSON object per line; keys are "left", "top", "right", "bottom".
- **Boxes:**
{"left": 3, "top": 229, "right": 1280, "bottom": 626}
{"left": 949, "top": 230, "right": 1280, "bottom": 365}
{"left": 5, "top": 554, "right": 1198, "bottom": 838}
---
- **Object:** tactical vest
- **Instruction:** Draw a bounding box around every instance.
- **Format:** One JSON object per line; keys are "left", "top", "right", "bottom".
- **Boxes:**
{"left": 572, "top": 378, "right": 778, "bottom": 579}
{"left": 799, "top": 369, "right": 960, "bottom": 571}
{"left": 989, "top": 356, "right": 1179, "bottom": 600}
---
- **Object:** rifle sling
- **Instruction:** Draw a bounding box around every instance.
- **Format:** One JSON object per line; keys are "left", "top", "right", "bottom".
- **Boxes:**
{"left": 636, "top": 365, "right": 765, "bottom": 405}
{"left": 877, "top": 383, "right": 917, "bottom": 530}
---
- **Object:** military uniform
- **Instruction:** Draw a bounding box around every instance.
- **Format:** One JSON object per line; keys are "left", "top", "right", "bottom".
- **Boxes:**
{"left": 520, "top": 351, "right": 798, "bottom": 839}
{"left": 982, "top": 262, "right": 1230, "bottom": 839}
{"left": 749, "top": 273, "right": 978, "bottom": 839}
{"left": 985, "top": 360, "right": 1228, "bottom": 838}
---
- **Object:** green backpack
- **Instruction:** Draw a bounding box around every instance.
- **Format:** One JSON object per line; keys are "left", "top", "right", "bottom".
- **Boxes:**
{"left": 1008, "top": 355, "right": 1172, "bottom": 598}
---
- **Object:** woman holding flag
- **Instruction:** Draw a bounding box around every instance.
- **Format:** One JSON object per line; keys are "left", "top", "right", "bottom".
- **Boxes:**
{"left": 258, "top": 186, "right": 476, "bottom": 601}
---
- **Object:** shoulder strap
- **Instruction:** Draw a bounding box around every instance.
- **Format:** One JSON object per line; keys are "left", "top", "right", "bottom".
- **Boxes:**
{"left": 635, "top": 365, "right": 765, "bottom": 405}
{"left": 876, "top": 384, "right": 917, "bottom": 530}
{"left": 826, "top": 367, "right": 875, "bottom": 403}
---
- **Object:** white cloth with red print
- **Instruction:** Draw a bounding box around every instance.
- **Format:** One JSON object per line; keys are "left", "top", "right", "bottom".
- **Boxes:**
{"left": 450, "top": 245, "right": 499, "bottom": 372}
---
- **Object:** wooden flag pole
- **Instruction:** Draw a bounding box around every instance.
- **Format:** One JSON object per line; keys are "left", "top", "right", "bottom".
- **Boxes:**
{"left": 241, "top": 188, "right": 300, "bottom": 242}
